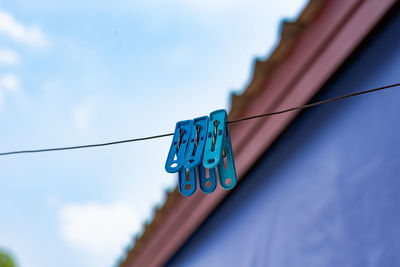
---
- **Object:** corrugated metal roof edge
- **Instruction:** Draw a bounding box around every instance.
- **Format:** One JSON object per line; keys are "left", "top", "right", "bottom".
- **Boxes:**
{"left": 229, "top": 0, "right": 325, "bottom": 120}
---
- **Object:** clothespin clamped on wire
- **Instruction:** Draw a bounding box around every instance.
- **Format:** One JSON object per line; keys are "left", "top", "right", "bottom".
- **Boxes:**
{"left": 165, "top": 119, "right": 199, "bottom": 196}
{"left": 203, "top": 109, "right": 237, "bottom": 190}
{"left": 165, "top": 109, "right": 236, "bottom": 197}
{"left": 165, "top": 120, "right": 192, "bottom": 171}
{"left": 183, "top": 116, "right": 217, "bottom": 195}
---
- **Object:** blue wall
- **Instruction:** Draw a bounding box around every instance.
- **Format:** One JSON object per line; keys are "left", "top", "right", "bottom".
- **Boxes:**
{"left": 167, "top": 8, "right": 400, "bottom": 267}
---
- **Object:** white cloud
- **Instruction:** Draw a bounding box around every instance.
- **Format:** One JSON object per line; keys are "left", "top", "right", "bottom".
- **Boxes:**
{"left": 0, "top": 73, "right": 20, "bottom": 92}
{"left": 0, "top": 73, "right": 21, "bottom": 108}
{"left": 45, "top": 194, "right": 60, "bottom": 208}
{"left": 0, "top": 47, "right": 20, "bottom": 66}
{"left": 72, "top": 104, "right": 96, "bottom": 129}
{"left": 0, "top": 9, "right": 49, "bottom": 48}
{"left": 60, "top": 202, "right": 140, "bottom": 261}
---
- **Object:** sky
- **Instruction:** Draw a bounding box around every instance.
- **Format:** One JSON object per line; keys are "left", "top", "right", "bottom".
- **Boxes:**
{"left": 0, "top": 0, "right": 306, "bottom": 266}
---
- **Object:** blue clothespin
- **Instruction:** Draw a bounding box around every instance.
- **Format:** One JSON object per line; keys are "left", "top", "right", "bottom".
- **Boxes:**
{"left": 203, "top": 109, "right": 237, "bottom": 190}
{"left": 183, "top": 116, "right": 217, "bottom": 195}
{"left": 165, "top": 120, "right": 193, "bottom": 173}
{"left": 178, "top": 167, "right": 197, "bottom": 197}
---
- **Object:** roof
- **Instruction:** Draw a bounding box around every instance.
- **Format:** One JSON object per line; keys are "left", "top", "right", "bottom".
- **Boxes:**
{"left": 229, "top": 0, "right": 325, "bottom": 120}
{"left": 119, "top": 0, "right": 397, "bottom": 266}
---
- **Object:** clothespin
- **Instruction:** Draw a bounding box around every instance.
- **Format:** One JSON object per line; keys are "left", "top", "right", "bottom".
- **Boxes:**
{"left": 165, "top": 110, "right": 236, "bottom": 197}
{"left": 165, "top": 119, "right": 201, "bottom": 196}
{"left": 165, "top": 120, "right": 193, "bottom": 173}
{"left": 203, "top": 109, "right": 237, "bottom": 190}
{"left": 183, "top": 116, "right": 217, "bottom": 195}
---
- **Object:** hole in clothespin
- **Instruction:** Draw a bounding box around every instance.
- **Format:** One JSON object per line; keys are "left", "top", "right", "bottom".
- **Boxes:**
{"left": 177, "top": 129, "right": 184, "bottom": 150}
{"left": 186, "top": 170, "right": 190, "bottom": 181}
{"left": 225, "top": 178, "right": 232, "bottom": 185}
{"left": 188, "top": 159, "right": 194, "bottom": 164}
{"left": 185, "top": 184, "right": 191, "bottom": 190}
{"left": 205, "top": 168, "right": 210, "bottom": 178}
{"left": 195, "top": 125, "right": 200, "bottom": 147}
{"left": 191, "top": 146, "right": 197, "bottom": 157}
{"left": 205, "top": 181, "right": 212, "bottom": 188}
{"left": 170, "top": 162, "right": 178, "bottom": 168}
{"left": 212, "top": 120, "right": 218, "bottom": 150}
{"left": 223, "top": 150, "right": 228, "bottom": 169}
{"left": 207, "top": 158, "right": 215, "bottom": 164}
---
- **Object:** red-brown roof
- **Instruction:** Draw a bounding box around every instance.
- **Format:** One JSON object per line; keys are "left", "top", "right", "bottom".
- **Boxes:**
{"left": 120, "top": 0, "right": 396, "bottom": 266}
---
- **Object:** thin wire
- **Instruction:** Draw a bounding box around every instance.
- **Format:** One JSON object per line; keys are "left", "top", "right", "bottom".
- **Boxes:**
{"left": 0, "top": 82, "right": 399, "bottom": 156}
{"left": 228, "top": 82, "right": 400, "bottom": 124}
{"left": 0, "top": 133, "right": 174, "bottom": 156}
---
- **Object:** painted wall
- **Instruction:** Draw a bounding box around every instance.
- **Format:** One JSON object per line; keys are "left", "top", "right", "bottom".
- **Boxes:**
{"left": 167, "top": 7, "right": 400, "bottom": 267}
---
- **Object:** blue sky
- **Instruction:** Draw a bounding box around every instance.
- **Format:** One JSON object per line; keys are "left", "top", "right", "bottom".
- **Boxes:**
{"left": 0, "top": 0, "right": 306, "bottom": 266}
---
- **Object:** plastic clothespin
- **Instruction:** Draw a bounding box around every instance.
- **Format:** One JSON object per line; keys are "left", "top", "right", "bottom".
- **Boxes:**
{"left": 182, "top": 116, "right": 217, "bottom": 195}
{"left": 203, "top": 109, "right": 237, "bottom": 190}
{"left": 165, "top": 120, "right": 193, "bottom": 173}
